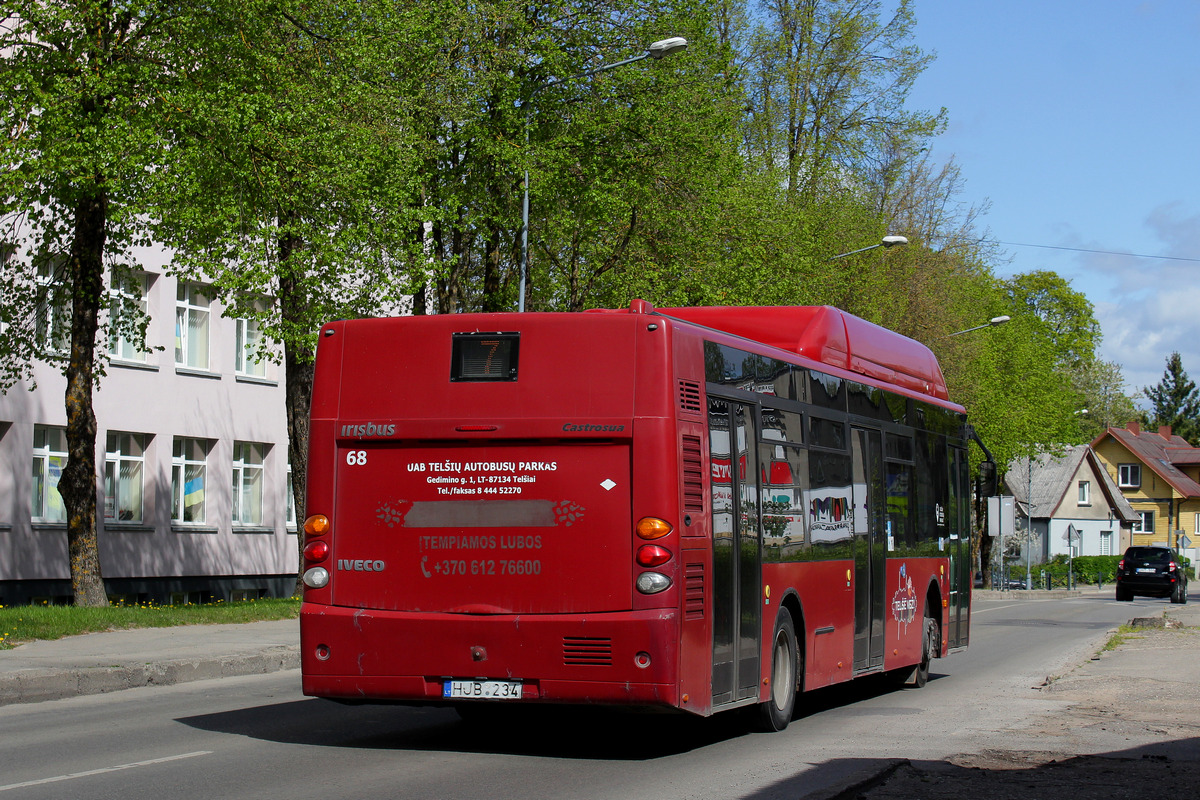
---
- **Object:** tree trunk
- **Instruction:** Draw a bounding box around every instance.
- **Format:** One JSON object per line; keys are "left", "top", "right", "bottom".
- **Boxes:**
{"left": 58, "top": 186, "right": 109, "bottom": 607}
{"left": 482, "top": 222, "right": 503, "bottom": 312}
{"left": 278, "top": 223, "right": 314, "bottom": 595}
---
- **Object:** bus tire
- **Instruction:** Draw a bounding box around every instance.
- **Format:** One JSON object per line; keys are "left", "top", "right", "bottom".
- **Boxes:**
{"left": 910, "top": 616, "right": 937, "bottom": 689}
{"left": 758, "top": 611, "right": 798, "bottom": 732}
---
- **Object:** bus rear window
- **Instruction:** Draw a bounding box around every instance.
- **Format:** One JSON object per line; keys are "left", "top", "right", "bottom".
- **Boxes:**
{"left": 451, "top": 332, "right": 519, "bottom": 381}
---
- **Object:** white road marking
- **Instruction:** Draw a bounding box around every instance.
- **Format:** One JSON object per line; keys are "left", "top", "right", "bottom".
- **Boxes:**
{"left": 0, "top": 751, "right": 213, "bottom": 792}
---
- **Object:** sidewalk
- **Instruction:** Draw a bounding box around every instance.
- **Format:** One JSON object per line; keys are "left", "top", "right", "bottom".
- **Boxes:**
{"left": 831, "top": 597, "right": 1200, "bottom": 800}
{"left": 0, "top": 618, "right": 299, "bottom": 705}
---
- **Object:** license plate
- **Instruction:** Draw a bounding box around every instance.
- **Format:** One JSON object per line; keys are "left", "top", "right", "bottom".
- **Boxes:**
{"left": 1136, "top": 568, "right": 1156, "bottom": 574}
{"left": 443, "top": 679, "right": 523, "bottom": 700}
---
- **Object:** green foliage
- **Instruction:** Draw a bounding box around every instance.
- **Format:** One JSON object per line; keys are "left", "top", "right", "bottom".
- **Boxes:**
{"left": 1142, "top": 352, "right": 1200, "bottom": 444}
{"left": 2, "top": 0, "right": 1127, "bottom": 555}
{"left": 1044, "top": 554, "right": 1122, "bottom": 585}
{"left": 1072, "top": 359, "right": 1141, "bottom": 439}
{"left": 154, "top": 0, "right": 432, "bottom": 359}
{"left": 0, "top": 0, "right": 182, "bottom": 390}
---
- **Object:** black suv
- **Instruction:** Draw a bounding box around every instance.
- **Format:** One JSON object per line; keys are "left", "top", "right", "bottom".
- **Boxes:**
{"left": 1115, "top": 546, "right": 1189, "bottom": 603}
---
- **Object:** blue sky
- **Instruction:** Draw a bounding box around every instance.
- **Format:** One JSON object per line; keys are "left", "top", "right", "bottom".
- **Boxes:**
{"left": 905, "top": 0, "right": 1200, "bottom": 400}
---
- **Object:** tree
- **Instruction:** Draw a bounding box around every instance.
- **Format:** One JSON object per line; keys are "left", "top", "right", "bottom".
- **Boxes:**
{"left": 742, "top": 0, "right": 945, "bottom": 202}
{"left": 1070, "top": 358, "right": 1139, "bottom": 439}
{"left": 1, "top": 0, "right": 192, "bottom": 605}
{"left": 1143, "top": 352, "right": 1200, "bottom": 444}
{"left": 154, "top": 0, "right": 435, "bottom": 582}
{"left": 1003, "top": 270, "right": 1100, "bottom": 372}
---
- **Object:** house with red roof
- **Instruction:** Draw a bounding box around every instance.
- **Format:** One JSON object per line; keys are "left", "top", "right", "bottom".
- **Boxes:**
{"left": 1091, "top": 422, "right": 1200, "bottom": 556}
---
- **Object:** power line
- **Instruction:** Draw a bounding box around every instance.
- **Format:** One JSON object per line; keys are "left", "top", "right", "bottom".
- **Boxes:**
{"left": 993, "top": 240, "right": 1200, "bottom": 264}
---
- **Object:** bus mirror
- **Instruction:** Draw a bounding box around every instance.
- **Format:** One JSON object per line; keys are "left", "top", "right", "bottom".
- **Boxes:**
{"left": 978, "top": 460, "right": 997, "bottom": 497}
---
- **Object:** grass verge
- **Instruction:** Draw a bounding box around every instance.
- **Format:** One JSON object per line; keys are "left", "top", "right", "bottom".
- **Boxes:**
{"left": 0, "top": 597, "right": 300, "bottom": 650}
{"left": 1100, "top": 624, "right": 1140, "bottom": 653}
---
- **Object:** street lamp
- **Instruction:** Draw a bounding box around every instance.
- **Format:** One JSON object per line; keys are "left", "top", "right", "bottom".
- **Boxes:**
{"left": 518, "top": 37, "right": 688, "bottom": 312}
{"left": 949, "top": 315, "right": 1010, "bottom": 336}
{"left": 827, "top": 235, "right": 909, "bottom": 261}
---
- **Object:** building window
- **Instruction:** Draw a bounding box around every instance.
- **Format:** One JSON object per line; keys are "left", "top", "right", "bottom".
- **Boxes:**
{"left": 1077, "top": 480, "right": 1090, "bottom": 506}
{"left": 172, "top": 437, "right": 210, "bottom": 523}
{"left": 286, "top": 463, "right": 297, "bottom": 529}
{"left": 1118, "top": 463, "right": 1141, "bottom": 489}
{"left": 1100, "top": 531, "right": 1113, "bottom": 556}
{"left": 1133, "top": 510, "right": 1155, "bottom": 535}
{"left": 175, "top": 283, "right": 211, "bottom": 370}
{"left": 232, "top": 441, "right": 265, "bottom": 525}
{"left": 234, "top": 314, "right": 267, "bottom": 378}
{"left": 109, "top": 272, "right": 150, "bottom": 362}
{"left": 104, "top": 432, "right": 146, "bottom": 522}
{"left": 32, "top": 425, "right": 67, "bottom": 522}
{"left": 35, "top": 259, "right": 70, "bottom": 354}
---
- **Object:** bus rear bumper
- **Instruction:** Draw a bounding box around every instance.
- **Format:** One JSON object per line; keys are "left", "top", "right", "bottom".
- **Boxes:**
{"left": 300, "top": 603, "right": 682, "bottom": 709}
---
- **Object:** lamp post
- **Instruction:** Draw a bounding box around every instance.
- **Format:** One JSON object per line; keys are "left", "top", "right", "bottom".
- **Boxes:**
{"left": 949, "top": 315, "right": 1010, "bottom": 336}
{"left": 1026, "top": 452, "right": 1034, "bottom": 591}
{"left": 827, "top": 235, "right": 908, "bottom": 261}
{"left": 518, "top": 37, "right": 688, "bottom": 312}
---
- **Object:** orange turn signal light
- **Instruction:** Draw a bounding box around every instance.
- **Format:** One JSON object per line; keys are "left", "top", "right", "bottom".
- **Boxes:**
{"left": 635, "top": 517, "right": 673, "bottom": 540}
{"left": 304, "top": 514, "right": 331, "bottom": 536}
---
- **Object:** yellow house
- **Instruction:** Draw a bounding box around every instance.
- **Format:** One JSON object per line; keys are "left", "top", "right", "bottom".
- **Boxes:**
{"left": 1092, "top": 422, "right": 1200, "bottom": 551}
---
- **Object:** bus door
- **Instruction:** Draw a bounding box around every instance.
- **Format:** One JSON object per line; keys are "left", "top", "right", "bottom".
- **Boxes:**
{"left": 852, "top": 427, "right": 887, "bottom": 672}
{"left": 707, "top": 397, "right": 761, "bottom": 707}
{"left": 947, "top": 447, "right": 971, "bottom": 649}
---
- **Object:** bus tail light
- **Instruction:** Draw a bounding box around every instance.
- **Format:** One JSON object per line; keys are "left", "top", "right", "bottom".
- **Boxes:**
{"left": 636, "top": 544, "right": 672, "bottom": 567}
{"left": 636, "top": 572, "right": 672, "bottom": 594}
{"left": 304, "top": 540, "right": 330, "bottom": 562}
{"left": 303, "top": 566, "right": 331, "bottom": 589}
{"left": 636, "top": 517, "right": 673, "bottom": 540}
{"left": 305, "top": 514, "right": 331, "bottom": 536}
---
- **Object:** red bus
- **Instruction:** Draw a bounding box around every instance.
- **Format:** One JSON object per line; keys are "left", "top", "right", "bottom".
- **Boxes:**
{"left": 299, "top": 299, "right": 975, "bottom": 730}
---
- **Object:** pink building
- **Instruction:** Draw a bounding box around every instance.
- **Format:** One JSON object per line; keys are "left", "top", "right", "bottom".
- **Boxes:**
{"left": 0, "top": 254, "right": 298, "bottom": 605}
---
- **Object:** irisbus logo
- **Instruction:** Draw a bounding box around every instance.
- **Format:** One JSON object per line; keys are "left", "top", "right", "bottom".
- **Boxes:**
{"left": 341, "top": 422, "right": 396, "bottom": 438}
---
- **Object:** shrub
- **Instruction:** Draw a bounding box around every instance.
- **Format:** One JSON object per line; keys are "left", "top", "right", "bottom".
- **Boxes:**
{"left": 1043, "top": 554, "right": 1122, "bottom": 585}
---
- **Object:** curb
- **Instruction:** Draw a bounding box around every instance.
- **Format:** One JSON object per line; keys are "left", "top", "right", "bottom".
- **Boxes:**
{"left": 801, "top": 759, "right": 909, "bottom": 800}
{"left": 0, "top": 646, "right": 299, "bottom": 706}
{"left": 973, "top": 589, "right": 1084, "bottom": 600}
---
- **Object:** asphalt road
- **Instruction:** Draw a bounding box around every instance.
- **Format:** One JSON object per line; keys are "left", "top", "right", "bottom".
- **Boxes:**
{"left": 0, "top": 591, "right": 1148, "bottom": 800}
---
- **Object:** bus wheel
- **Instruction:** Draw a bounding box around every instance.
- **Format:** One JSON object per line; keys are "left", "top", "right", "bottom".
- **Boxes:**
{"left": 910, "top": 616, "right": 937, "bottom": 689}
{"left": 758, "top": 611, "right": 798, "bottom": 732}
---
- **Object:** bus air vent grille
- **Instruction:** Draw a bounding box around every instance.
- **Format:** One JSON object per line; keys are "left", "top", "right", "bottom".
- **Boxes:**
{"left": 685, "top": 562, "right": 705, "bottom": 619}
{"left": 563, "top": 637, "right": 613, "bottom": 666}
{"left": 678, "top": 380, "right": 703, "bottom": 415}
{"left": 681, "top": 435, "right": 704, "bottom": 512}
